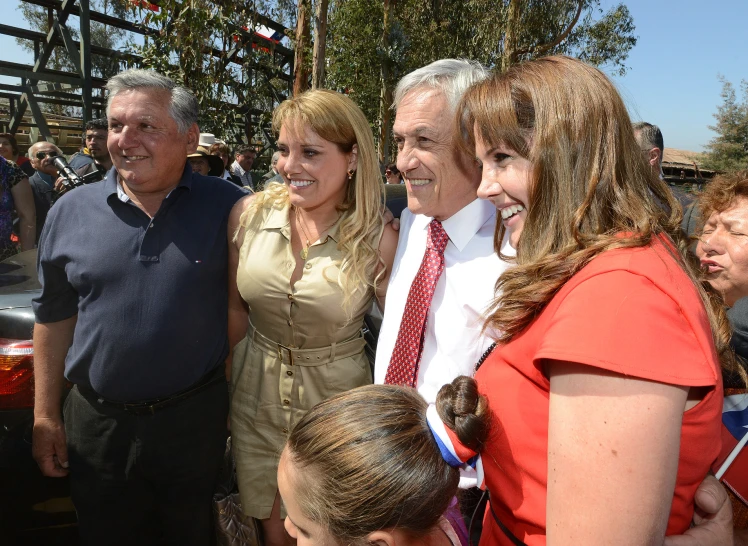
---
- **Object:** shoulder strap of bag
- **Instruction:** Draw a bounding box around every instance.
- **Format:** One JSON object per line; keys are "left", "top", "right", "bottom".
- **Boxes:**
{"left": 486, "top": 491, "right": 528, "bottom": 546}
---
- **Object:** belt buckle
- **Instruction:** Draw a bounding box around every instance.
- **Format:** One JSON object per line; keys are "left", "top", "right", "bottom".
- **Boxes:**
{"left": 276, "top": 343, "right": 294, "bottom": 366}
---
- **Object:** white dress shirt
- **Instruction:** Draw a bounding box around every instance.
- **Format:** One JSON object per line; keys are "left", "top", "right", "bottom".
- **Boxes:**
{"left": 375, "top": 198, "right": 515, "bottom": 403}
{"left": 375, "top": 198, "right": 514, "bottom": 487}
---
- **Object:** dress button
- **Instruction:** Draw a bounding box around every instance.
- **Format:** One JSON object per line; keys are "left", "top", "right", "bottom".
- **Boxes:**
{"left": 287, "top": 319, "right": 293, "bottom": 326}
{"left": 282, "top": 428, "right": 288, "bottom": 434}
{"left": 304, "top": 263, "right": 312, "bottom": 270}
{"left": 286, "top": 370, "right": 293, "bottom": 376}
{"left": 287, "top": 294, "right": 294, "bottom": 301}
{"left": 283, "top": 399, "right": 290, "bottom": 405}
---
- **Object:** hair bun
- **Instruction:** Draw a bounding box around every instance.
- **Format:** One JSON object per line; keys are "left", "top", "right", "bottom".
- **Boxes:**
{"left": 435, "top": 376, "right": 490, "bottom": 452}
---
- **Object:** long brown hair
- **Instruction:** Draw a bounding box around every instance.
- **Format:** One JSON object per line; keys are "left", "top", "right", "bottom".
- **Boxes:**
{"left": 456, "top": 56, "right": 736, "bottom": 379}
{"left": 285, "top": 384, "right": 459, "bottom": 543}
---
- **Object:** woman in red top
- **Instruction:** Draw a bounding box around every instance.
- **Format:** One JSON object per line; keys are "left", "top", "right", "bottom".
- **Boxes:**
{"left": 438, "top": 56, "right": 740, "bottom": 545}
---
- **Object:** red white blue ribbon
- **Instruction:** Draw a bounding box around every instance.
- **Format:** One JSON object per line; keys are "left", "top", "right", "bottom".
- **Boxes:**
{"left": 426, "top": 404, "right": 485, "bottom": 489}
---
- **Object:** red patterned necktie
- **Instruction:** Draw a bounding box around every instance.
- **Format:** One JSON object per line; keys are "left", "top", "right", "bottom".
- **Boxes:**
{"left": 385, "top": 219, "right": 450, "bottom": 387}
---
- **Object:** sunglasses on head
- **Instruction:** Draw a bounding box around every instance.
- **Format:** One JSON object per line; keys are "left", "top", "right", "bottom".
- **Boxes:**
{"left": 36, "top": 151, "right": 59, "bottom": 160}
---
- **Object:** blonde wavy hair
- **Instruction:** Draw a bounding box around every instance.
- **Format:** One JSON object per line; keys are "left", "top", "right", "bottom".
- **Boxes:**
{"left": 456, "top": 56, "right": 740, "bottom": 383}
{"left": 239, "top": 90, "right": 385, "bottom": 310}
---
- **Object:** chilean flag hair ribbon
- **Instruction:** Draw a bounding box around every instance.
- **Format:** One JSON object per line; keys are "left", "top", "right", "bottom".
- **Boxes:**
{"left": 426, "top": 404, "right": 485, "bottom": 489}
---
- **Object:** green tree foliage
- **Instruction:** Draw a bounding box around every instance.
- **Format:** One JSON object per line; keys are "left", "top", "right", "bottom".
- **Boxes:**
{"left": 128, "top": 0, "right": 289, "bottom": 145}
{"left": 323, "top": 0, "right": 637, "bottom": 161}
{"left": 703, "top": 76, "right": 748, "bottom": 172}
{"left": 17, "top": 0, "right": 130, "bottom": 79}
{"left": 16, "top": 0, "right": 131, "bottom": 116}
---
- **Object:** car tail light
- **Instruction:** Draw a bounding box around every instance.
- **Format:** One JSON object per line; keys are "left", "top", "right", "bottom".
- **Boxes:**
{"left": 0, "top": 339, "right": 34, "bottom": 409}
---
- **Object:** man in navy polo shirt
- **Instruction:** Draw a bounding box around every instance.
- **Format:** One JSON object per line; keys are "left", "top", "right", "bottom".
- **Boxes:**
{"left": 31, "top": 69, "right": 246, "bottom": 546}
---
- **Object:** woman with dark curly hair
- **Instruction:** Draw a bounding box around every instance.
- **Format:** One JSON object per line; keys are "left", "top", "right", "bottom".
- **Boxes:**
{"left": 0, "top": 155, "right": 36, "bottom": 256}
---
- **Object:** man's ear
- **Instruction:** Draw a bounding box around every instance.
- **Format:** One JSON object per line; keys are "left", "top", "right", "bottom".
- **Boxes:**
{"left": 348, "top": 144, "right": 359, "bottom": 172}
{"left": 185, "top": 123, "right": 200, "bottom": 154}
{"left": 648, "top": 148, "right": 661, "bottom": 168}
{"left": 366, "top": 530, "right": 397, "bottom": 546}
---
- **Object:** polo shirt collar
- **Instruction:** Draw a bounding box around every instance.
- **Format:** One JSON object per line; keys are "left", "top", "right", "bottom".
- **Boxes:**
{"left": 104, "top": 164, "right": 193, "bottom": 202}
{"left": 438, "top": 198, "right": 496, "bottom": 252}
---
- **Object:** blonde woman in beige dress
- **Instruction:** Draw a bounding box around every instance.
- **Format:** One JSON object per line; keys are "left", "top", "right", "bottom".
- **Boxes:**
{"left": 226, "top": 90, "right": 398, "bottom": 546}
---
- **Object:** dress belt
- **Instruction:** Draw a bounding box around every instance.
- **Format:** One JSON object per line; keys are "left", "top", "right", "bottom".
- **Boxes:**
{"left": 248, "top": 321, "right": 366, "bottom": 366}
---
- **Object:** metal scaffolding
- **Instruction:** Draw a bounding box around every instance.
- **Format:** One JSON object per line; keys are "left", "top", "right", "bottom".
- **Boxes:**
{"left": 0, "top": 0, "right": 294, "bottom": 150}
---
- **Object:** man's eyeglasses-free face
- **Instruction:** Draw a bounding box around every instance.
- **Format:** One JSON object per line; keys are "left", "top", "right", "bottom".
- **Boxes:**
{"left": 35, "top": 151, "right": 59, "bottom": 160}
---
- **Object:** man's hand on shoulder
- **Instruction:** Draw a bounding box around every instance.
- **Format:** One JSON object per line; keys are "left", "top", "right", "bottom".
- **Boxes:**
{"left": 663, "top": 474, "right": 735, "bottom": 546}
{"left": 32, "top": 416, "right": 69, "bottom": 477}
{"left": 383, "top": 206, "right": 400, "bottom": 231}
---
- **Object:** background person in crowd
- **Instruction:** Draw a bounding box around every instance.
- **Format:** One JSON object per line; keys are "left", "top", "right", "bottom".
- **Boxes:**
{"left": 692, "top": 170, "right": 748, "bottom": 541}
{"left": 66, "top": 130, "right": 96, "bottom": 170}
{"left": 73, "top": 118, "right": 112, "bottom": 183}
{"left": 0, "top": 155, "right": 35, "bottom": 256}
{"left": 227, "top": 89, "right": 398, "bottom": 546}
{"left": 279, "top": 384, "right": 466, "bottom": 546}
{"left": 28, "top": 141, "right": 62, "bottom": 243}
{"left": 187, "top": 145, "right": 224, "bottom": 176}
{"left": 0, "top": 132, "right": 35, "bottom": 176}
{"left": 633, "top": 121, "right": 665, "bottom": 179}
{"left": 260, "top": 150, "right": 283, "bottom": 189}
{"left": 210, "top": 141, "right": 240, "bottom": 184}
{"left": 451, "top": 55, "right": 732, "bottom": 545}
{"left": 31, "top": 68, "right": 246, "bottom": 546}
{"left": 696, "top": 170, "right": 748, "bottom": 311}
{"left": 384, "top": 162, "right": 403, "bottom": 184}
{"left": 231, "top": 144, "right": 257, "bottom": 190}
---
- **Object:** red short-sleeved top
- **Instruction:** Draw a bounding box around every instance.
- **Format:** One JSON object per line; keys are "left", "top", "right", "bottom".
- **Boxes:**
{"left": 475, "top": 238, "right": 723, "bottom": 545}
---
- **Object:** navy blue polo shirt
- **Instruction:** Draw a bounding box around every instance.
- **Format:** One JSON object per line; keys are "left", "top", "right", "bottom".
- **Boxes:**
{"left": 33, "top": 165, "right": 247, "bottom": 402}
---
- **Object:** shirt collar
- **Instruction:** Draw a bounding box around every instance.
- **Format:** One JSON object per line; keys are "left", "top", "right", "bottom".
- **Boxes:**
{"left": 438, "top": 198, "right": 496, "bottom": 251}
{"left": 37, "top": 171, "right": 54, "bottom": 186}
{"left": 231, "top": 161, "right": 247, "bottom": 177}
{"left": 262, "top": 201, "right": 342, "bottom": 244}
{"left": 105, "top": 164, "right": 193, "bottom": 202}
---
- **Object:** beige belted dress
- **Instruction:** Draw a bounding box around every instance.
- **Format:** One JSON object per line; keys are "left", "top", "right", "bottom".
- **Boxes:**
{"left": 231, "top": 200, "right": 374, "bottom": 519}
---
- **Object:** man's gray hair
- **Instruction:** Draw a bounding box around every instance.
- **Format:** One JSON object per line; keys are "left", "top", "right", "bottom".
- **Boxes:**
{"left": 28, "top": 141, "right": 62, "bottom": 157}
{"left": 633, "top": 121, "right": 664, "bottom": 160}
{"left": 393, "top": 59, "right": 490, "bottom": 112}
{"left": 105, "top": 69, "right": 199, "bottom": 134}
{"left": 271, "top": 151, "right": 280, "bottom": 166}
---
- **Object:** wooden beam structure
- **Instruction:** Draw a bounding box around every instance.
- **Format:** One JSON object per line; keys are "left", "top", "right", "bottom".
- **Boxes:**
{"left": 0, "top": 0, "right": 294, "bottom": 149}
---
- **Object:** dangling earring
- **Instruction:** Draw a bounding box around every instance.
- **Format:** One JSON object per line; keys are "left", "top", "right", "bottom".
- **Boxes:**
{"left": 347, "top": 170, "right": 355, "bottom": 180}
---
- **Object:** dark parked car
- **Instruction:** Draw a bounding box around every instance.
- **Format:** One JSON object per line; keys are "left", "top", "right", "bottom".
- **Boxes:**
{"left": 0, "top": 250, "right": 77, "bottom": 545}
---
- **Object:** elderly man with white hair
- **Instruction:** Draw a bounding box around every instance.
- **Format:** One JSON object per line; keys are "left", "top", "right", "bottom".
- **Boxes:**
{"left": 375, "top": 59, "right": 513, "bottom": 406}
{"left": 31, "top": 68, "right": 246, "bottom": 545}
{"left": 27, "top": 140, "right": 63, "bottom": 243}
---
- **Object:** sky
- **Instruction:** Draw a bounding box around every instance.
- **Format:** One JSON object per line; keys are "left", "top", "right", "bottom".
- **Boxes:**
{"left": 598, "top": 0, "right": 748, "bottom": 151}
{"left": 1, "top": 0, "right": 747, "bottom": 152}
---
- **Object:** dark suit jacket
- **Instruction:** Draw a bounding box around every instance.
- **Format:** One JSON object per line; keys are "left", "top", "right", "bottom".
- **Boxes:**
{"left": 28, "top": 172, "right": 55, "bottom": 244}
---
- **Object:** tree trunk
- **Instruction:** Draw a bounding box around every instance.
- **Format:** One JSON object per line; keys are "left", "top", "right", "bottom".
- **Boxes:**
{"left": 312, "top": 0, "right": 328, "bottom": 89}
{"left": 293, "top": 0, "right": 312, "bottom": 96}
{"left": 502, "top": 0, "right": 522, "bottom": 72}
{"left": 378, "top": 0, "right": 395, "bottom": 165}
